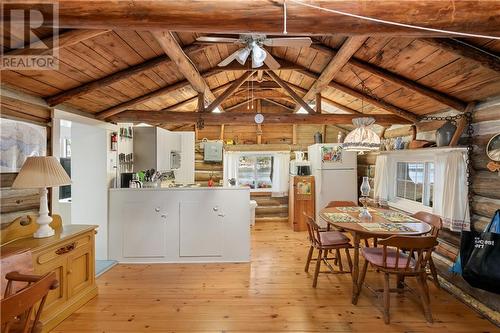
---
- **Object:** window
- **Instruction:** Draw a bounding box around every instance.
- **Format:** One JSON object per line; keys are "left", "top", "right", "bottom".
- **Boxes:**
{"left": 396, "top": 162, "right": 434, "bottom": 207}
{"left": 237, "top": 154, "right": 274, "bottom": 190}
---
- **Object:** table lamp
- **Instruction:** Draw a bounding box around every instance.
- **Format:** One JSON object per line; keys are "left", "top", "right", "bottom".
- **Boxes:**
{"left": 12, "top": 156, "right": 71, "bottom": 238}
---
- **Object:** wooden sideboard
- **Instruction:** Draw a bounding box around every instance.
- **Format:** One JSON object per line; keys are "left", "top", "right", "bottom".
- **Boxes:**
{"left": 1, "top": 215, "right": 98, "bottom": 333}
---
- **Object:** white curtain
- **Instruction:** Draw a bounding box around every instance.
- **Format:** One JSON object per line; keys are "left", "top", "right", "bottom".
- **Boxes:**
{"left": 271, "top": 152, "right": 290, "bottom": 197}
{"left": 223, "top": 152, "right": 240, "bottom": 187}
{"left": 433, "top": 151, "right": 470, "bottom": 231}
{"left": 374, "top": 155, "right": 391, "bottom": 202}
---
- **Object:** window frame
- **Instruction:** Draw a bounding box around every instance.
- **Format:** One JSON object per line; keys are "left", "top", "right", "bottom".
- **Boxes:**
{"left": 387, "top": 153, "right": 434, "bottom": 215}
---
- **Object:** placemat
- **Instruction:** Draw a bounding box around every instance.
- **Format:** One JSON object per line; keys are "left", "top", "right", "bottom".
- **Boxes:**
{"left": 323, "top": 212, "right": 359, "bottom": 223}
{"left": 375, "top": 211, "right": 421, "bottom": 223}
{"left": 358, "top": 223, "right": 416, "bottom": 232}
{"left": 336, "top": 206, "right": 376, "bottom": 213}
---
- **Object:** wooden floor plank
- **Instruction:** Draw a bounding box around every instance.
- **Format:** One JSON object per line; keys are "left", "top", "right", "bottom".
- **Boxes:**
{"left": 53, "top": 222, "right": 497, "bottom": 333}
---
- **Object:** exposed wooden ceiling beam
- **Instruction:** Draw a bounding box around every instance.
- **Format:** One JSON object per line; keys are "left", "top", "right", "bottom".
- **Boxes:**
{"left": 294, "top": 67, "right": 418, "bottom": 122}
{"left": 95, "top": 68, "right": 222, "bottom": 119}
{"left": 110, "top": 111, "right": 411, "bottom": 125}
{"left": 421, "top": 38, "right": 500, "bottom": 73}
{"left": 46, "top": 43, "right": 210, "bottom": 106}
{"left": 4, "top": 29, "right": 109, "bottom": 56}
{"left": 328, "top": 81, "right": 419, "bottom": 123}
{"left": 22, "top": 1, "right": 500, "bottom": 36}
{"left": 234, "top": 89, "right": 295, "bottom": 100}
{"left": 240, "top": 81, "right": 281, "bottom": 89}
{"left": 301, "top": 36, "right": 368, "bottom": 104}
{"left": 224, "top": 98, "right": 256, "bottom": 112}
{"left": 152, "top": 31, "right": 221, "bottom": 110}
{"left": 261, "top": 98, "right": 295, "bottom": 112}
{"left": 284, "top": 80, "right": 363, "bottom": 115}
{"left": 310, "top": 42, "right": 468, "bottom": 112}
{"left": 267, "top": 70, "right": 315, "bottom": 113}
{"left": 204, "top": 71, "right": 255, "bottom": 112}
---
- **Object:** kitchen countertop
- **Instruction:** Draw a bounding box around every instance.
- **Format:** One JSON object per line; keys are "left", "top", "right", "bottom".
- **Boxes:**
{"left": 109, "top": 187, "right": 250, "bottom": 191}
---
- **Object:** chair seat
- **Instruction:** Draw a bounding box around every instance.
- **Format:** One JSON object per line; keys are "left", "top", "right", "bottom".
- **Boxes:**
{"left": 362, "top": 247, "right": 415, "bottom": 269}
{"left": 319, "top": 231, "right": 351, "bottom": 246}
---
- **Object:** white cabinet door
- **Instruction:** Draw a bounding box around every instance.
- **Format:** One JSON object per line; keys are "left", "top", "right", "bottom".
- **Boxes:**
{"left": 122, "top": 202, "right": 168, "bottom": 258}
{"left": 179, "top": 201, "right": 224, "bottom": 257}
{"left": 156, "top": 129, "right": 169, "bottom": 171}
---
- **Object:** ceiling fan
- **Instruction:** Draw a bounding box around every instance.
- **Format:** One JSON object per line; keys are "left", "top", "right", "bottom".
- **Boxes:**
{"left": 196, "top": 34, "right": 312, "bottom": 69}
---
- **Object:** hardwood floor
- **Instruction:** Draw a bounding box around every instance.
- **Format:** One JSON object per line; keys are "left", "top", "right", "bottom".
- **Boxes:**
{"left": 53, "top": 222, "right": 497, "bottom": 332}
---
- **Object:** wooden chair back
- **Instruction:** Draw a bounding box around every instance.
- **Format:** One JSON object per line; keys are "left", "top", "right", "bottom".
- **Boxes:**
{"left": 412, "top": 212, "right": 442, "bottom": 237}
{"left": 1, "top": 272, "right": 59, "bottom": 333}
{"left": 304, "top": 214, "right": 323, "bottom": 247}
{"left": 377, "top": 236, "right": 438, "bottom": 273}
{"left": 325, "top": 201, "right": 357, "bottom": 208}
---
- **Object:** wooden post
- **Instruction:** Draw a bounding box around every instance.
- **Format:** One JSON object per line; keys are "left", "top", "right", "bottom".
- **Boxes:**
{"left": 322, "top": 125, "right": 327, "bottom": 143}
{"left": 194, "top": 124, "right": 199, "bottom": 141}
{"left": 316, "top": 93, "right": 322, "bottom": 113}
{"left": 220, "top": 124, "right": 225, "bottom": 141}
{"left": 292, "top": 124, "right": 297, "bottom": 144}
{"left": 197, "top": 92, "right": 205, "bottom": 112}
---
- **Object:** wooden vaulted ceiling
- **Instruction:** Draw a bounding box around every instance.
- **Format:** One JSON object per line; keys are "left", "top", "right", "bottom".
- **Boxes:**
{"left": 1, "top": 2, "right": 500, "bottom": 128}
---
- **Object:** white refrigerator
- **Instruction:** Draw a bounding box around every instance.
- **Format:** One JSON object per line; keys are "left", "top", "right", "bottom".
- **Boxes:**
{"left": 308, "top": 143, "right": 358, "bottom": 225}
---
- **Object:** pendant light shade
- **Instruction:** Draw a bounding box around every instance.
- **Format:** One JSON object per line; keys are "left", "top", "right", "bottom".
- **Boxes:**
{"left": 236, "top": 47, "right": 251, "bottom": 65}
{"left": 343, "top": 117, "right": 381, "bottom": 153}
{"left": 251, "top": 43, "right": 266, "bottom": 68}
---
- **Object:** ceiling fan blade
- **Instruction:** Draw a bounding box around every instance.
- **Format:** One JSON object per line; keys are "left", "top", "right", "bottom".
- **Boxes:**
{"left": 263, "top": 37, "right": 312, "bottom": 47}
{"left": 196, "top": 36, "right": 241, "bottom": 44}
{"left": 218, "top": 49, "right": 241, "bottom": 67}
{"left": 263, "top": 49, "right": 281, "bottom": 69}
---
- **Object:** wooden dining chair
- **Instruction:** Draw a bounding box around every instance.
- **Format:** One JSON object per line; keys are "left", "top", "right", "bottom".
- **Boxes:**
{"left": 1, "top": 271, "right": 59, "bottom": 333}
{"left": 304, "top": 215, "right": 353, "bottom": 288}
{"left": 412, "top": 211, "right": 443, "bottom": 289}
{"left": 356, "top": 235, "right": 438, "bottom": 324}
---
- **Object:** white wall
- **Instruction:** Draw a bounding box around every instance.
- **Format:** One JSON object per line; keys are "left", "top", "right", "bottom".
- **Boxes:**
{"left": 71, "top": 122, "right": 109, "bottom": 260}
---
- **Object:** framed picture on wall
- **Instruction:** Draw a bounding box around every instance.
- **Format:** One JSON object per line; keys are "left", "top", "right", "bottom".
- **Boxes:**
{"left": 0, "top": 118, "right": 47, "bottom": 172}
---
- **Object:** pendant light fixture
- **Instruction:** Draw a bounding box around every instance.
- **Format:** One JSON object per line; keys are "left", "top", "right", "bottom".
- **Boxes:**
{"left": 343, "top": 72, "right": 381, "bottom": 154}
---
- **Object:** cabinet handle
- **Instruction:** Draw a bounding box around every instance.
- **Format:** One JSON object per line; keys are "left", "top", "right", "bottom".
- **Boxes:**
{"left": 55, "top": 242, "right": 76, "bottom": 255}
{"left": 218, "top": 213, "right": 225, "bottom": 218}
{"left": 161, "top": 214, "right": 167, "bottom": 219}
{"left": 213, "top": 207, "right": 219, "bottom": 212}
{"left": 155, "top": 207, "right": 161, "bottom": 213}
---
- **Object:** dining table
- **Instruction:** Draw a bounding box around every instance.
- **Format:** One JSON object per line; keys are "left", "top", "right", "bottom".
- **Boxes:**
{"left": 319, "top": 206, "right": 432, "bottom": 305}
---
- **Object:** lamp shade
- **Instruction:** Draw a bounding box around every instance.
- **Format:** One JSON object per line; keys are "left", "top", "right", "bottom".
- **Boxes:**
{"left": 343, "top": 117, "right": 381, "bottom": 153}
{"left": 12, "top": 156, "right": 71, "bottom": 189}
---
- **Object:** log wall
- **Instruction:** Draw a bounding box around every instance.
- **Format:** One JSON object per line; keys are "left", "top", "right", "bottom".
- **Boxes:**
{"left": 357, "top": 102, "right": 500, "bottom": 317}
{"left": 0, "top": 100, "right": 52, "bottom": 225}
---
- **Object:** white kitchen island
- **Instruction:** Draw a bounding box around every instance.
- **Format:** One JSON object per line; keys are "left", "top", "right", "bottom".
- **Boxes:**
{"left": 108, "top": 187, "right": 251, "bottom": 263}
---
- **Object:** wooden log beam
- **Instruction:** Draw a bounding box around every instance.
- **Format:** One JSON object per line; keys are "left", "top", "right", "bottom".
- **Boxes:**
{"left": 310, "top": 42, "right": 468, "bottom": 112}
{"left": 267, "top": 70, "right": 315, "bottom": 113}
{"left": 152, "top": 31, "right": 221, "bottom": 109}
{"left": 110, "top": 111, "right": 411, "bottom": 125}
{"left": 95, "top": 68, "right": 221, "bottom": 119}
{"left": 4, "top": 29, "right": 109, "bottom": 56}
{"left": 328, "top": 81, "right": 419, "bottom": 122}
{"left": 46, "top": 43, "right": 210, "bottom": 106}
{"left": 204, "top": 71, "right": 254, "bottom": 112}
{"left": 301, "top": 36, "right": 367, "bottom": 104}
{"left": 295, "top": 66, "right": 419, "bottom": 122}
{"left": 316, "top": 93, "right": 322, "bottom": 113}
{"left": 261, "top": 98, "right": 295, "bottom": 112}
{"left": 286, "top": 80, "right": 363, "bottom": 115}
{"left": 225, "top": 98, "right": 256, "bottom": 112}
{"left": 234, "top": 89, "right": 294, "bottom": 100}
{"left": 19, "top": 1, "right": 500, "bottom": 37}
{"left": 421, "top": 38, "right": 500, "bottom": 73}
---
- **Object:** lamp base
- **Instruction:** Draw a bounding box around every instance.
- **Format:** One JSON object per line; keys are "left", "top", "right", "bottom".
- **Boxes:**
{"left": 33, "top": 223, "right": 55, "bottom": 238}
{"left": 33, "top": 187, "right": 55, "bottom": 238}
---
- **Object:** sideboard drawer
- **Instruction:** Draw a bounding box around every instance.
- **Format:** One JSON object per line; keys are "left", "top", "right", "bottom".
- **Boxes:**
{"left": 35, "top": 234, "right": 91, "bottom": 266}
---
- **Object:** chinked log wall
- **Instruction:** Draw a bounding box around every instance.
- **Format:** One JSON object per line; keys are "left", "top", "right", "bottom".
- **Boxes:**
{"left": 357, "top": 102, "right": 500, "bottom": 316}
{"left": 0, "top": 99, "right": 52, "bottom": 225}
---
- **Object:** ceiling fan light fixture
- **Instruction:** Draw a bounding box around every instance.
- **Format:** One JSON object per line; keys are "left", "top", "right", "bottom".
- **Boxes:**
{"left": 251, "top": 44, "right": 267, "bottom": 68}
{"left": 236, "top": 47, "right": 251, "bottom": 65}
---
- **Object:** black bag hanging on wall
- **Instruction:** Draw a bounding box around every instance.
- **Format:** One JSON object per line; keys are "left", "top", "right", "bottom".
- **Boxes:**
{"left": 460, "top": 209, "right": 500, "bottom": 294}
